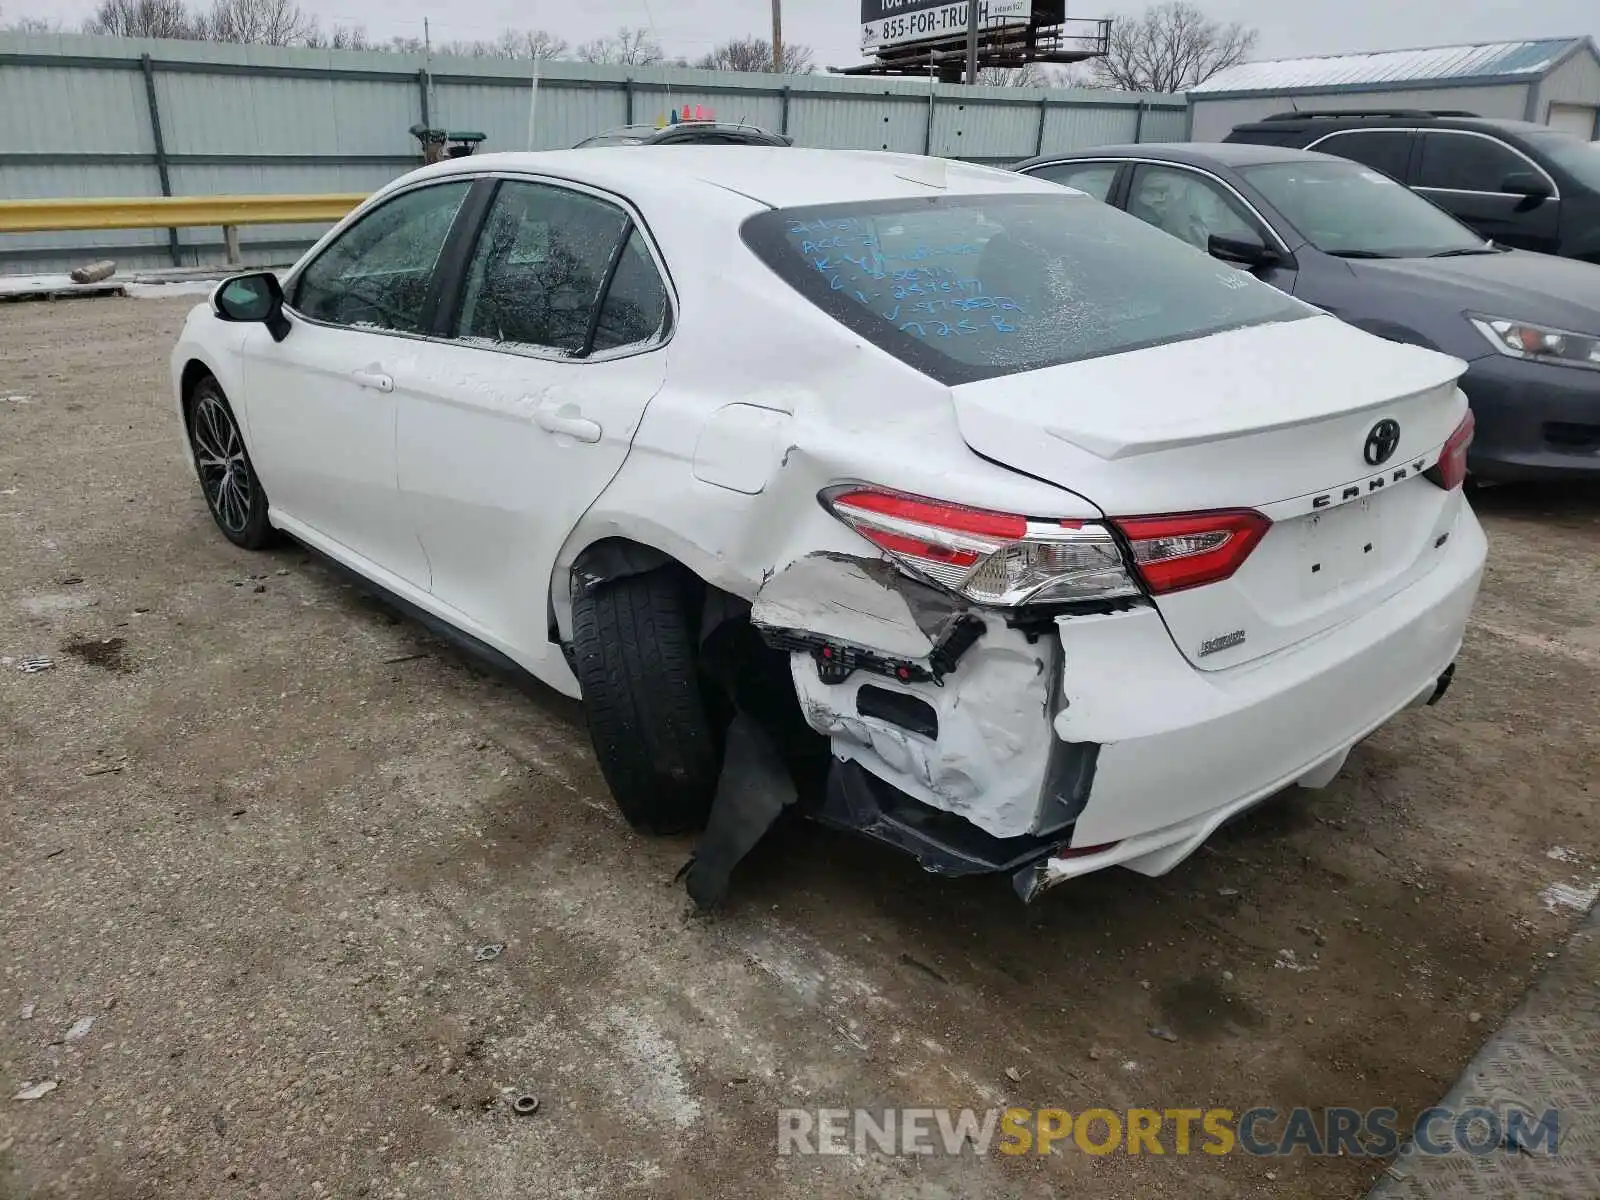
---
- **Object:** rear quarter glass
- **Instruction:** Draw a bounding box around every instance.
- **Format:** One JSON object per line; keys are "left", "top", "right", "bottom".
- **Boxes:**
{"left": 740, "top": 194, "right": 1309, "bottom": 386}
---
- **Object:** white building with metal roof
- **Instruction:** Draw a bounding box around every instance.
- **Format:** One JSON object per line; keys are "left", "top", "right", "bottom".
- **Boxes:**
{"left": 1188, "top": 38, "right": 1600, "bottom": 141}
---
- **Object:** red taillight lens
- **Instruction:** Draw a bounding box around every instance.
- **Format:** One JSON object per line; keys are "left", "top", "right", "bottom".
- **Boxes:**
{"left": 1426, "top": 409, "right": 1475, "bottom": 491}
{"left": 822, "top": 486, "right": 1138, "bottom": 607}
{"left": 1112, "top": 510, "right": 1271, "bottom": 595}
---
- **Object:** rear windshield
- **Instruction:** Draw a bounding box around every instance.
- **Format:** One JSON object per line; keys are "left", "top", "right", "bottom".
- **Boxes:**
{"left": 742, "top": 193, "right": 1308, "bottom": 385}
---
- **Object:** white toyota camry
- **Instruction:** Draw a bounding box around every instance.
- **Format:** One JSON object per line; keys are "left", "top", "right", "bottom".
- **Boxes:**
{"left": 171, "top": 147, "right": 1485, "bottom": 902}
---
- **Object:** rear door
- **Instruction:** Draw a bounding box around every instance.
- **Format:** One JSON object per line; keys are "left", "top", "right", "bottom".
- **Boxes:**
{"left": 1413, "top": 130, "right": 1562, "bottom": 251}
{"left": 395, "top": 176, "right": 671, "bottom": 678}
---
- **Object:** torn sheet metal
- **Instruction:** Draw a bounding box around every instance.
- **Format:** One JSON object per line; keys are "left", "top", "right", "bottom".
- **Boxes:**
{"left": 751, "top": 553, "right": 951, "bottom": 661}
{"left": 753, "top": 553, "right": 1058, "bottom": 841}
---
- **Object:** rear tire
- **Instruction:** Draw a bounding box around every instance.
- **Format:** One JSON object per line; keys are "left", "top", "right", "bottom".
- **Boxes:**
{"left": 571, "top": 569, "right": 722, "bottom": 834}
{"left": 186, "top": 376, "right": 275, "bottom": 550}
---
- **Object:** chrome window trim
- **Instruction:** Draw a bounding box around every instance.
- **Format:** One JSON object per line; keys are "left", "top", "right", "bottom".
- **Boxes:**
{"left": 1305, "top": 127, "right": 1561, "bottom": 200}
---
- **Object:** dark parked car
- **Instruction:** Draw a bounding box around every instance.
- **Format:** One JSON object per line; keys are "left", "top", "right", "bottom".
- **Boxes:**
{"left": 574, "top": 121, "right": 792, "bottom": 148}
{"left": 1014, "top": 142, "right": 1600, "bottom": 480}
{"left": 1224, "top": 111, "right": 1600, "bottom": 262}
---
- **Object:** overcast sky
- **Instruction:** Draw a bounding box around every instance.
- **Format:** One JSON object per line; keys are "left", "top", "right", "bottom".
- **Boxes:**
{"left": 21, "top": 0, "right": 1600, "bottom": 70}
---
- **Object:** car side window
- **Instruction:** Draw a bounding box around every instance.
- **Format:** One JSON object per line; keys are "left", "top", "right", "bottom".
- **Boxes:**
{"left": 1127, "top": 165, "right": 1260, "bottom": 252}
{"left": 1416, "top": 133, "right": 1531, "bottom": 192}
{"left": 591, "top": 228, "right": 671, "bottom": 353}
{"left": 1312, "top": 130, "right": 1414, "bottom": 180}
{"left": 1026, "top": 162, "right": 1120, "bottom": 202}
{"left": 456, "top": 180, "right": 631, "bottom": 356}
{"left": 292, "top": 181, "right": 472, "bottom": 333}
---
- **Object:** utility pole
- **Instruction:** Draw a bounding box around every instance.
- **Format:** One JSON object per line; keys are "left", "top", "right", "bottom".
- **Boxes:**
{"left": 964, "top": 0, "right": 980, "bottom": 85}
{"left": 771, "top": 0, "right": 783, "bottom": 74}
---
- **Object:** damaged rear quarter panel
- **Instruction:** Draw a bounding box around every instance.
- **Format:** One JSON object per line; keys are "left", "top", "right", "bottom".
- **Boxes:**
{"left": 753, "top": 553, "right": 1059, "bottom": 840}
{"left": 549, "top": 242, "right": 1103, "bottom": 644}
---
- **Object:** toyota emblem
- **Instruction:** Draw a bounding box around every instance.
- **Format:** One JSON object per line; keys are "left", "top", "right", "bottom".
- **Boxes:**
{"left": 1364, "top": 419, "right": 1401, "bottom": 466}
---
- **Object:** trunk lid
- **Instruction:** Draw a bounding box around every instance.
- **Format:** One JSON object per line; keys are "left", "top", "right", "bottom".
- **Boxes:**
{"left": 951, "top": 316, "right": 1470, "bottom": 669}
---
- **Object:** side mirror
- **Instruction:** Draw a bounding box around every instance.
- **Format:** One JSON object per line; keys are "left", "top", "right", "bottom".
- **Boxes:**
{"left": 213, "top": 272, "right": 290, "bottom": 342}
{"left": 1208, "top": 231, "right": 1279, "bottom": 269}
{"left": 1499, "top": 171, "right": 1553, "bottom": 200}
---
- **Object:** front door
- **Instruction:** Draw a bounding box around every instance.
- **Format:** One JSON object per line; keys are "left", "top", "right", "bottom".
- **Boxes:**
{"left": 396, "top": 178, "right": 672, "bottom": 676}
{"left": 240, "top": 179, "right": 474, "bottom": 588}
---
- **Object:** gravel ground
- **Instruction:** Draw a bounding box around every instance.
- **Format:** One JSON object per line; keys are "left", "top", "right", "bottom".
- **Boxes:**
{"left": 1, "top": 294, "right": 1597, "bottom": 1200}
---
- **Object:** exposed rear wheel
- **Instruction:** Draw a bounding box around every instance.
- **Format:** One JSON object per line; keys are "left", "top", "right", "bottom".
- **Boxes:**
{"left": 187, "top": 377, "right": 274, "bottom": 550}
{"left": 571, "top": 569, "right": 722, "bottom": 835}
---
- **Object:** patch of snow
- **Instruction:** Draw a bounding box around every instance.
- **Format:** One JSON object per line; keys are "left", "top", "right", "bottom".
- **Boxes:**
{"left": 126, "top": 280, "right": 219, "bottom": 298}
{"left": 63, "top": 1016, "right": 95, "bottom": 1043}
{"left": 1540, "top": 878, "right": 1600, "bottom": 914}
{"left": 1273, "top": 948, "right": 1317, "bottom": 973}
{"left": 0, "top": 273, "right": 121, "bottom": 297}
{"left": 20, "top": 593, "right": 94, "bottom": 616}
{"left": 1547, "top": 846, "right": 1581, "bottom": 863}
{"left": 597, "top": 1004, "right": 702, "bottom": 1131}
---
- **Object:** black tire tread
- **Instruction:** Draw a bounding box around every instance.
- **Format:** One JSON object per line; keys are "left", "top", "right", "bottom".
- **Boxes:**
{"left": 571, "top": 570, "right": 720, "bottom": 834}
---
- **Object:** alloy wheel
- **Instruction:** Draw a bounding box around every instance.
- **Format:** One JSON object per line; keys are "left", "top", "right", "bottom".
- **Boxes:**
{"left": 191, "top": 393, "right": 252, "bottom": 534}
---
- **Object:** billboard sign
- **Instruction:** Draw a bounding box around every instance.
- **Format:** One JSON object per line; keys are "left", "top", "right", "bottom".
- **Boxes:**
{"left": 860, "top": 0, "right": 1031, "bottom": 51}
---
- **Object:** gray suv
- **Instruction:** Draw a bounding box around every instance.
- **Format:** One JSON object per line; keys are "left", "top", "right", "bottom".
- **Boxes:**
{"left": 1014, "top": 142, "right": 1600, "bottom": 480}
{"left": 1224, "top": 111, "right": 1600, "bottom": 263}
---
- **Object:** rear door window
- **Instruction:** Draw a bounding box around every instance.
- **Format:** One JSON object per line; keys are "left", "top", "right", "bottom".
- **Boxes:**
{"left": 455, "top": 180, "right": 631, "bottom": 356}
{"left": 741, "top": 193, "right": 1308, "bottom": 386}
{"left": 1310, "top": 130, "right": 1415, "bottom": 180}
{"left": 1024, "top": 162, "right": 1121, "bottom": 202}
{"left": 1416, "top": 132, "right": 1534, "bottom": 192}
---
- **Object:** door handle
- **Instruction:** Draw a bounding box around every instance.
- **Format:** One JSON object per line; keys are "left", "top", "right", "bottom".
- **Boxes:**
{"left": 533, "top": 398, "right": 602, "bottom": 443}
{"left": 351, "top": 366, "right": 394, "bottom": 393}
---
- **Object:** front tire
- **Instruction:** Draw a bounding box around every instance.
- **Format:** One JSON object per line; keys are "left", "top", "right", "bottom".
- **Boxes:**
{"left": 571, "top": 569, "right": 721, "bottom": 835}
{"left": 187, "top": 376, "right": 274, "bottom": 550}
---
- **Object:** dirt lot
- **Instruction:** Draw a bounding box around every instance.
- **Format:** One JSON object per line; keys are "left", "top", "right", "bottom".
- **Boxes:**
{"left": 1, "top": 294, "right": 1597, "bottom": 1200}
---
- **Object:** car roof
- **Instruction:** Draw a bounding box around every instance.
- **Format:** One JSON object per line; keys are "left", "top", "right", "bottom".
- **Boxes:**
{"left": 409, "top": 146, "right": 1063, "bottom": 209}
{"left": 1016, "top": 142, "right": 1345, "bottom": 170}
{"left": 1235, "top": 112, "right": 1554, "bottom": 136}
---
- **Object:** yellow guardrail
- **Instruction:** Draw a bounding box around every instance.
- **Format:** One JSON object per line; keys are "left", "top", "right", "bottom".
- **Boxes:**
{"left": 0, "top": 193, "right": 366, "bottom": 234}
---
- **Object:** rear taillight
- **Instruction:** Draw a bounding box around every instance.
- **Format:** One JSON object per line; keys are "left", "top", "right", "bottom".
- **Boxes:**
{"left": 822, "top": 486, "right": 1139, "bottom": 606}
{"left": 1426, "top": 409, "right": 1475, "bottom": 491}
{"left": 1112, "top": 510, "right": 1271, "bottom": 595}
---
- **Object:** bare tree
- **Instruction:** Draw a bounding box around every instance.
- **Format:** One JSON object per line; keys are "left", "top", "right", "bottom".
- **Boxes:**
{"left": 1088, "top": 2, "right": 1255, "bottom": 93}
{"left": 82, "top": 0, "right": 200, "bottom": 38}
{"left": 695, "top": 36, "right": 813, "bottom": 74}
{"left": 301, "top": 23, "right": 371, "bottom": 50}
{"left": 576, "top": 26, "right": 663, "bottom": 66}
{"left": 437, "top": 28, "right": 568, "bottom": 60}
{"left": 197, "top": 0, "right": 314, "bottom": 45}
{"left": 977, "top": 63, "right": 1053, "bottom": 87}
{"left": 5, "top": 12, "right": 57, "bottom": 30}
